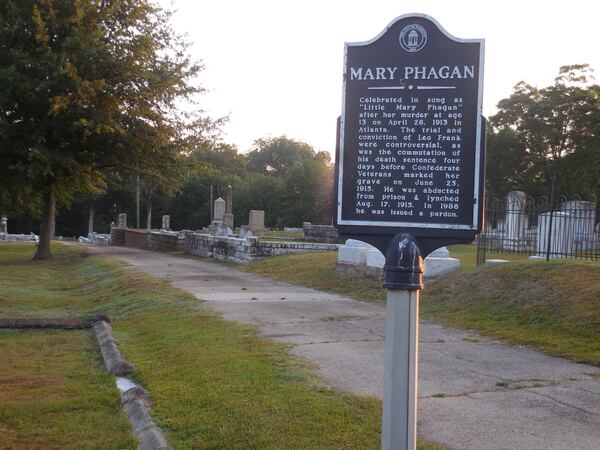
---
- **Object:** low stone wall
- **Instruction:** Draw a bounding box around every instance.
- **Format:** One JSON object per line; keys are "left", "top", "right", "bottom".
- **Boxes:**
{"left": 259, "top": 241, "right": 338, "bottom": 257}
{"left": 146, "top": 231, "right": 185, "bottom": 253}
{"left": 185, "top": 232, "right": 338, "bottom": 264}
{"left": 111, "top": 228, "right": 184, "bottom": 252}
{"left": 0, "top": 234, "right": 39, "bottom": 243}
{"left": 302, "top": 222, "right": 339, "bottom": 243}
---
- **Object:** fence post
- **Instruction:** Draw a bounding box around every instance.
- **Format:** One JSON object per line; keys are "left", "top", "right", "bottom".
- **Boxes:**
{"left": 545, "top": 177, "right": 556, "bottom": 262}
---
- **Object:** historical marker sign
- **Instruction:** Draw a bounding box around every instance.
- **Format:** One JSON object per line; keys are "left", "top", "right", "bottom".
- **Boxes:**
{"left": 335, "top": 14, "right": 485, "bottom": 251}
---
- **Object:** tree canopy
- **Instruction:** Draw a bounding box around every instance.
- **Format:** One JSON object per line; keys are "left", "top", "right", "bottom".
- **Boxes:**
{"left": 487, "top": 65, "right": 600, "bottom": 199}
{"left": 0, "top": 0, "right": 209, "bottom": 258}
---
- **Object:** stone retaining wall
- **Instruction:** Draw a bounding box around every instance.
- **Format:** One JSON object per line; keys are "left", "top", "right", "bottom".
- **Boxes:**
{"left": 185, "top": 232, "right": 338, "bottom": 264}
{"left": 146, "top": 230, "right": 185, "bottom": 253}
{"left": 302, "top": 222, "right": 339, "bottom": 243}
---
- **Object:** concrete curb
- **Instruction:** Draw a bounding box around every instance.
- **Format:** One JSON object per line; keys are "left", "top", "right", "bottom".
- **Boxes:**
{"left": 121, "top": 387, "right": 169, "bottom": 450}
{"left": 92, "top": 319, "right": 135, "bottom": 376}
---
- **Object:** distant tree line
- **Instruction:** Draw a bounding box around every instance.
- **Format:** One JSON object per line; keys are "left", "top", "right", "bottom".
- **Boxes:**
{"left": 9, "top": 135, "right": 334, "bottom": 236}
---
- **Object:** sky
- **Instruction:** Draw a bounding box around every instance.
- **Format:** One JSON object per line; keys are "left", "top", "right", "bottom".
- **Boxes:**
{"left": 159, "top": 0, "right": 600, "bottom": 156}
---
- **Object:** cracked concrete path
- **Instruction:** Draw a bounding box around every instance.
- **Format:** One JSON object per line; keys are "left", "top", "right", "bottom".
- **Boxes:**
{"left": 89, "top": 245, "right": 600, "bottom": 450}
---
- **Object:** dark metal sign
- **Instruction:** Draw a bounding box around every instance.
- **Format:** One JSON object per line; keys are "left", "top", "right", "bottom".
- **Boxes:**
{"left": 335, "top": 14, "right": 485, "bottom": 253}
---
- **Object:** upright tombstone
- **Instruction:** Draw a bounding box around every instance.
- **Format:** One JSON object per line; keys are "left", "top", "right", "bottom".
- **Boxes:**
{"left": 561, "top": 200, "right": 596, "bottom": 251}
{"left": 0, "top": 215, "right": 7, "bottom": 236}
{"left": 535, "top": 211, "right": 575, "bottom": 258}
{"left": 161, "top": 215, "right": 171, "bottom": 231}
{"left": 334, "top": 14, "right": 485, "bottom": 450}
{"left": 504, "top": 191, "right": 527, "bottom": 250}
{"left": 224, "top": 185, "right": 235, "bottom": 228}
{"left": 213, "top": 198, "right": 225, "bottom": 224}
{"left": 248, "top": 210, "right": 265, "bottom": 231}
{"left": 117, "top": 213, "right": 128, "bottom": 229}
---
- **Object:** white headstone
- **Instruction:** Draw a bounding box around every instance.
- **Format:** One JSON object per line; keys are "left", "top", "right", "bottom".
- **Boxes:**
{"left": 504, "top": 191, "right": 527, "bottom": 250}
{"left": 0, "top": 215, "right": 7, "bottom": 235}
{"left": 536, "top": 211, "right": 575, "bottom": 257}
{"left": 429, "top": 246, "right": 450, "bottom": 258}
{"left": 161, "top": 215, "right": 171, "bottom": 230}
{"left": 561, "top": 200, "right": 596, "bottom": 251}
{"left": 117, "top": 213, "right": 127, "bottom": 229}
{"left": 366, "top": 249, "right": 385, "bottom": 268}
{"left": 338, "top": 246, "right": 368, "bottom": 265}
{"left": 248, "top": 210, "right": 265, "bottom": 231}
{"left": 214, "top": 198, "right": 225, "bottom": 223}
{"left": 344, "top": 239, "right": 375, "bottom": 249}
{"left": 424, "top": 257, "right": 460, "bottom": 278}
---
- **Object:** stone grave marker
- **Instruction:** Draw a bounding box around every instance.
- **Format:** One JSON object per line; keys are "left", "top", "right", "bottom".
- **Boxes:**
{"left": 248, "top": 210, "right": 265, "bottom": 231}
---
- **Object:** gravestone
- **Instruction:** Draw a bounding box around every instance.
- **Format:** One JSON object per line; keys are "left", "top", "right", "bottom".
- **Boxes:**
{"left": 338, "top": 239, "right": 373, "bottom": 265}
{"left": 161, "top": 215, "right": 171, "bottom": 231}
{"left": 224, "top": 185, "right": 234, "bottom": 228}
{"left": 561, "top": 200, "right": 596, "bottom": 251}
{"left": 226, "top": 185, "right": 233, "bottom": 214}
{"left": 239, "top": 225, "right": 254, "bottom": 238}
{"left": 213, "top": 198, "right": 225, "bottom": 223}
{"left": 223, "top": 213, "right": 234, "bottom": 228}
{"left": 0, "top": 215, "right": 7, "bottom": 236}
{"left": 535, "top": 211, "right": 575, "bottom": 258}
{"left": 248, "top": 210, "right": 265, "bottom": 231}
{"left": 117, "top": 213, "right": 127, "bottom": 229}
{"left": 504, "top": 191, "right": 527, "bottom": 250}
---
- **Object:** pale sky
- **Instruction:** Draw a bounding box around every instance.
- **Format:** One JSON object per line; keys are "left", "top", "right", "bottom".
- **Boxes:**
{"left": 160, "top": 0, "right": 600, "bottom": 156}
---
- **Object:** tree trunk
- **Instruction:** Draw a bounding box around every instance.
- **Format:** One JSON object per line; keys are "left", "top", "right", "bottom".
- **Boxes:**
{"left": 33, "top": 190, "right": 55, "bottom": 260}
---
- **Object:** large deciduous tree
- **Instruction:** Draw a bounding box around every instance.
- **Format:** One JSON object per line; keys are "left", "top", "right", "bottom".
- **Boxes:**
{"left": 488, "top": 65, "right": 600, "bottom": 199}
{"left": 0, "top": 0, "right": 206, "bottom": 259}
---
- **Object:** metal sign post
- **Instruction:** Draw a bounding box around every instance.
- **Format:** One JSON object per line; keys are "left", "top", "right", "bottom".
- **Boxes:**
{"left": 333, "top": 14, "right": 486, "bottom": 450}
{"left": 381, "top": 234, "right": 422, "bottom": 450}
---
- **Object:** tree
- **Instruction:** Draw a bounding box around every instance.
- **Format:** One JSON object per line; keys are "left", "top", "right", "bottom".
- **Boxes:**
{"left": 0, "top": 0, "right": 207, "bottom": 259}
{"left": 246, "top": 136, "right": 333, "bottom": 226}
{"left": 246, "top": 136, "right": 316, "bottom": 176}
{"left": 488, "top": 65, "right": 600, "bottom": 199}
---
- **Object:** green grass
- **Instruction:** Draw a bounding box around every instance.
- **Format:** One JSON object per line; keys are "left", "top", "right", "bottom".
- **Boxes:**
{"left": 0, "top": 243, "right": 443, "bottom": 449}
{"left": 422, "top": 260, "right": 600, "bottom": 365}
{"left": 253, "top": 229, "right": 305, "bottom": 241}
{"left": 0, "top": 329, "right": 135, "bottom": 449}
{"left": 446, "top": 244, "right": 531, "bottom": 269}
{"left": 240, "top": 252, "right": 387, "bottom": 304}
{"left": 241, "top": 247, "right": 600, "bottom": 366}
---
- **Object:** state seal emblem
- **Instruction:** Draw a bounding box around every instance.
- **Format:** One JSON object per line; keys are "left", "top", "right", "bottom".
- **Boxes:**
{"left": 399, "top": 24, "right": 427, "bottom": 53}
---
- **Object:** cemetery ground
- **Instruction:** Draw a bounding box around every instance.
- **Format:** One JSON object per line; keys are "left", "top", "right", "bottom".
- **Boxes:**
{"left": 242, "top": 246, "right": 600, "bottom": 366}
{"left": 2, "top": 242, "right": 600, "bottom": 449}
{"left": 0, "top": 242, "right": 439, "bottom": 449}
{"left": 84, "top": 243, "right": 599, "bottom": 449}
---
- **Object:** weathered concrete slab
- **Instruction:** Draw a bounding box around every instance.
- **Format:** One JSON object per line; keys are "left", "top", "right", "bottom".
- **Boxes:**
{"left": 86, "top": 245, "right": 600, "bottom": 450}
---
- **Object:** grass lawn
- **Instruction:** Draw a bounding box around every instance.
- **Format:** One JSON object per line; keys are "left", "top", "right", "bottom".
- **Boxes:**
{"left": 241, "top": 246, "right": 600, "bottom": 366}
{"left": 0, "top": 243, "right": 441, "bottom": 449}
{"left": 0, "top": 329, "right": 135, "bottom": 449}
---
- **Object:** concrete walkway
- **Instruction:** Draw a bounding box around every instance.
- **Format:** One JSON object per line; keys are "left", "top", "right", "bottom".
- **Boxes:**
{"left": 90, "top": 245, "right": 600, "bottom": 450}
